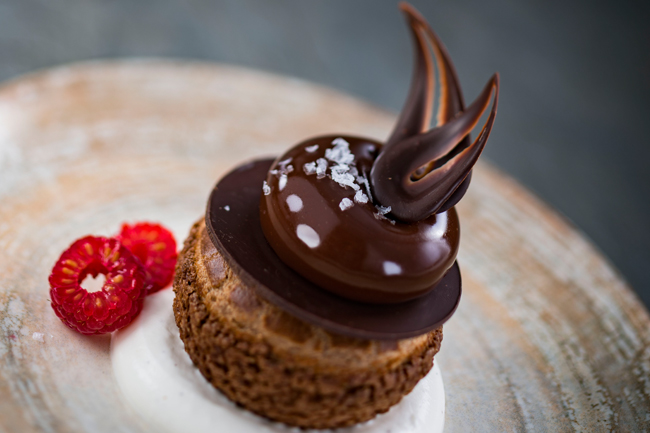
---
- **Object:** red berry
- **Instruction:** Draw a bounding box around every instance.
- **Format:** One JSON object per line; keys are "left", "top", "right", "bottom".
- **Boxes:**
{"left": 116, "top": 222, "right": 177, "bottom": 294}
{"left": 49, "top": 236, "right": 146, "bottom": 335}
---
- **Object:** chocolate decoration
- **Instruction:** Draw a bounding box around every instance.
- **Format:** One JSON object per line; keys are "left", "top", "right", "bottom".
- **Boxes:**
{"left": 370, "top": 4, "right": 500, "bottom": 223}
{"left": 260, "top": 136, "right": 460, "bottom": 304}
{"left": 206, "top": 159, "right": 462, "bottom": 340}
{"left": 437, "top": 171, "right": 471, "bottom": 214}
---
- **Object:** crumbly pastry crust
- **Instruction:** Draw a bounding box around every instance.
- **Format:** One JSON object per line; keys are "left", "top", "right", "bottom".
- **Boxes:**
{"left": 173, "top": 219, "right": 443, "bottom": 429}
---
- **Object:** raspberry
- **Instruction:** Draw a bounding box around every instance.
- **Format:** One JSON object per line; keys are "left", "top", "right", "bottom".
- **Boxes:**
{"left": 49, "top": 236, "right": 146, "bottom": 335}
{"left": 116, "top": 222, "right": 177, "bottom": 294}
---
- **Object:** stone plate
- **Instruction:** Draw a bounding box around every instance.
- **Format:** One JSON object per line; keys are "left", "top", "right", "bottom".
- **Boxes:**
{"left": 0, "top": 61, "right": 648, "bottom": 431}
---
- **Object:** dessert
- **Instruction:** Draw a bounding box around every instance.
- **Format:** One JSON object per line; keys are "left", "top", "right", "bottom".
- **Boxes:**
{"left": 173, "top": 2, "right": 498, "bottom": 430}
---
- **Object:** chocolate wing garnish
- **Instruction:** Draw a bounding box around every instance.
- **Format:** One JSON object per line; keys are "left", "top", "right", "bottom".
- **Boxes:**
{"left": 370, "top": 3, "right": 499, "bottom": 223}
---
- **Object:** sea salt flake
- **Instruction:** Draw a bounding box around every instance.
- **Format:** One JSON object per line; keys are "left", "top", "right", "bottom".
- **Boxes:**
{"left": 262, "top": 181, "right": 271, "bottom": 196}
{"left": 305, "top": 144, "right": 319, "bottom": 153}
{"left": 358, "top": 173, "right": 373, "bottom": 202}
{"left": 332, "top": 137, "right": 349, "bottom": 147}
{"left": 316, "top": 158, "right": 328, "bottom": 179}
{"left": 224, "top": 205, "right": 230, "bottom": 211}
{"left": 374, "top": 205, "right": 395, "bottom": 224}
{"left": 376, "top": 205, "right": 392, "bottom": 215}
{"left": 303, "top": 162, "right": 317, "bottom": 175}
{"left": 32, "top": 332, "right": 45, "bottom": 342}
{"left": 331, "top": 164, "right": 360, "bottom": 190}
{"left": 278, "top": 174, "right": 288, "bottom": 191}
{"left": 271, "top": 158, "right": 294, "bottom": 177}
{"left": 325, "top": 138, "right": 355, "bottom": 165}
{"left": 354, "top": 190, "right": 368, "bottom": 204}
{"left": 374, "top": 214, "right": 396, "bottom": 225}
{"left": 278, "top": 157, "right": 292, "bottom": 167}
{"left": 339, "top": 198, "right": 354, "bottom": 211}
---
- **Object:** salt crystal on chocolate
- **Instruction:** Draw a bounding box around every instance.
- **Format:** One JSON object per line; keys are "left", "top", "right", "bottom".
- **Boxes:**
{"left": 376, "top": 205, "right": 391, "bottom": 215}
{"left": 331, "top": 164, "right": 360, "bottom": 190}
{"left": 339, "top": 198, "right": 354, "bottom": 211}
{"left": 315, "top": 158, "right": 328, "bottom": 179}
{"left": 354, "top": 190, "right": 369, "bottom": 204}
{"left": 358, "top": 173, "right": 374, "bottom": 203}
{"left": 374, "top": 205, "right": 395, "bottom": 224}
{"left": 271, "top": 158, "right": 294, "bottom": 177}
{"left": 303, "top": 162, "right": 317, "bottom": 175}
{"left": 325, "top": 138, "right": 355, "bottom": 165}
{"left": 279, "top": 174, "right": 288, "bottom": 191}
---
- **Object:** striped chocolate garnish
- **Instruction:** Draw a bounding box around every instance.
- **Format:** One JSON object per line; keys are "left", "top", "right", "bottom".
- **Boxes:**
{"left": 370, "top": 3, "right": 499, "bottom": 223}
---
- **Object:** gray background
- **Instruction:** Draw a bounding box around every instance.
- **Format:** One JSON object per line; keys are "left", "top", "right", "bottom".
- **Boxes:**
{"left": 1, "top": 0, "right": 648, "bottom": 307}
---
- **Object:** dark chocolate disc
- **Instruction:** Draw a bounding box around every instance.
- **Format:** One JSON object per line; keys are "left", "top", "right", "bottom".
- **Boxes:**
{"left": 206, "top": 158, "right": 462, "bottom": 340}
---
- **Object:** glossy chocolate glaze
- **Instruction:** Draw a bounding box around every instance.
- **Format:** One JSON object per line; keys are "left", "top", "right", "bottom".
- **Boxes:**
{"left": 370, "top": 3, "right": 499, "bottom": 223}
{"left": 206, "top": 159, "right": 461, "bottom": 339}
{"left": 260, "top": 136, "right": 460, "bottom": 303}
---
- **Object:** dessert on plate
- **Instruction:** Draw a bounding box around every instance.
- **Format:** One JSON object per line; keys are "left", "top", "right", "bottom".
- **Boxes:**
{"left": 173, "top": 2, "right": 498, "bottom": 429}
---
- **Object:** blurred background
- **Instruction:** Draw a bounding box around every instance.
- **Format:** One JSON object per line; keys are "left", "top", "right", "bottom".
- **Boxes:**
{"left": 0, "top": 0, "right": 648, "bottom": 307}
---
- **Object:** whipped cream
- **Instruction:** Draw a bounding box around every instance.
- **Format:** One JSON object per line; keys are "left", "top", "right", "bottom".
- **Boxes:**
{"left": 111, "top": 289, "right": 445, "bottom": 433}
